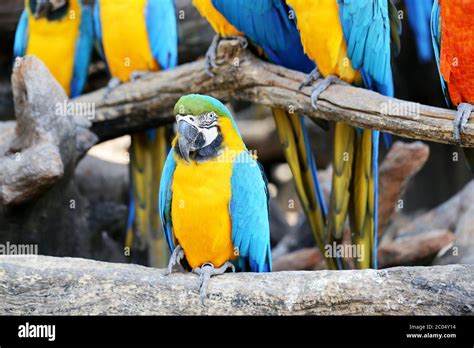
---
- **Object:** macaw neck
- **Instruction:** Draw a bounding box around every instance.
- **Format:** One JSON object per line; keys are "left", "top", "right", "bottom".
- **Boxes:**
{"left": 28, "top": 0, "right": 71, "bottom": 21}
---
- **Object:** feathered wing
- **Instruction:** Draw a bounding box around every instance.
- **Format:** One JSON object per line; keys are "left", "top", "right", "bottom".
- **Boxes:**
{"left": 230, "top": 152, "right": 272, "bottom": 272}
{"left": 211, "top": 0, "right": 314, "bottom": 72}
{"left": 212, "top": 0, "right": 330, "bottom": 267}
{"left": 13, "top": 10, "right": 29, "bottom": 58}
{"left": 333, "top": 0, "right": 398, "bottom": 268}
{"left": 70, "top": 4, "right": 94, "bottom": 98}
{"left": 404, "top": 0, "right": 434, "bottom": 63}
{"left": 159, "top": 149, "right": 177, "bottom": 252}
{"left": 146, "top": 0, "right": 178, "bottom": 70}
{"left": 430, "top": 0, "right": 450, "bottom": 105}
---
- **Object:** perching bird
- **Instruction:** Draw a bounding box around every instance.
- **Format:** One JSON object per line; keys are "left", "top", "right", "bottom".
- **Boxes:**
{"left": 431, "top": 0, "right": 474, "bottom": 173}
{"left": 404, "top": 0, "right": 434, "bottom": 63}
{"left": 160, "top": 94, "right": 272, "bottom": 302}
{"left": 14, "top": 0, "right": 94, "bottom": 97}
{"left": 287, "top": 0, "right": 401, "bottom": 269}
{"left": 194, "top": 0, "right": 331, "bottom": 268}
{"left": 93, "top": 0, "right": 178, "bottom": 267}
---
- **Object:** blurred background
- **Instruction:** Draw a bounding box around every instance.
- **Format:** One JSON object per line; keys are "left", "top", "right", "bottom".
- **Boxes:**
{"left": 0, "top": 0, "right": 472, "bottom": 269}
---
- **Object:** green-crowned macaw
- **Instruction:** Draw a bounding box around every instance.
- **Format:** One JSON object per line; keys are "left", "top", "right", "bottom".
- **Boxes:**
{"left": 287, "top": 0, "right": 401, "bottom": 269}
{"left": 193, "top": 0, "right": 334, "bottom": 269}
{"left": 431, "top": 0, "right": 474, "bottom": 173}
{"left": 405, "top": 0, "right": 434, "bottom": 63}
{"left": 14, "top": 0, "right": 93, "bottom": 98}
{"left": 93, "top": 0, "right": 178, "bottom": 267}
{"left": 160, "top": 94, "right": 272, "bottom": 303}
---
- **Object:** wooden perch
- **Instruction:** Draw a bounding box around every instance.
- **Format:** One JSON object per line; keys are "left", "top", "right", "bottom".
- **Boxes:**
{"left": 75, "top": 39, "right": 474, "bottom": 146}
{"left": 0, "top": 256, "right": 472, "bottom": 315}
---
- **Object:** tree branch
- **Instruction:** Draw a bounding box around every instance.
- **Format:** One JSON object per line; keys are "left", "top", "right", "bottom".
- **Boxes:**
{"left": 75, "top": 40, "right": 474, "bottom": 146}
{"left": 0, "top": 256, "right": 472, "bottom": 315}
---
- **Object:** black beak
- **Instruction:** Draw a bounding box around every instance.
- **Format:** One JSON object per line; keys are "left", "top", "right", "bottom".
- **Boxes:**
{"left": 34, "top": 0, "right": 52, "bottom": 19}
{"left": 178, "top": 120, "right": 199, "bottom": 163}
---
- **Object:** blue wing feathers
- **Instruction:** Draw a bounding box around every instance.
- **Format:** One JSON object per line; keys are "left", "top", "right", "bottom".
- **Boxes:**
{"left": 212, "top": 0, "right": 314, "bottom": 72}
{"left": 71, "top": 4, "right": 94, "bottom": 97}
{"left": 13, "top": 10, "right": 29, "bottom": 58}
{"left": 146, "top": 0, "right": 178, "bottom": 70}
{"left": 230, "top": 152, "right": 272, "bottom": 272}
{"left": 159, "top": 149, "right": 177, "bottom": 252}
{"left": 430, "top": 0, "right": 450, "bottom": 105}
{"left": 338, "top": 0, "right": 394, "bottom": 96}
{"left": 405, "top": 0, "right": 434, "bottom": 63}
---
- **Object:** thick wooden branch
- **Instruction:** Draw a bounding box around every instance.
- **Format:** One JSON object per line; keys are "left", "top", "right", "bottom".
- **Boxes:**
{"left": 0, "top": 256, "right": 472, "bottom": 315}
{"left": 75, "top": 40, "right": 474, "bottom": 146}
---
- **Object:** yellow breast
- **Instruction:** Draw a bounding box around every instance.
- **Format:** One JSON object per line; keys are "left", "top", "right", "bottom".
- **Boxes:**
{"left": 98, "top": 0, "right": 159, "bottom": 82}
{"left": 287, "top": 0, "right": 360, "bottom": 83}
{"left": 171, "top": 117, "right": 245, "bottom": 269}
{"left": 192, "top": 0, "right": 241, "bottom": 37}
{"left": 25, "top": 0, "right": 81, "bottom": 96}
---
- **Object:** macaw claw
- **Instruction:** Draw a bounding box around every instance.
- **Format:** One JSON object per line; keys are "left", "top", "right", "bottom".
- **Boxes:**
{"left": 166, "top": 245, "right": 186, "bottom": 275}
{"left": 310, "top": 75, "right": 349, "bottom": 110}
{"left": 453, "top": 103, "right": 473, "bottom": 144}
{"left": 103, "top": 77, "right": 121, "bottom": 100}
{"left": 192, "top": 261, "right": 235, "bottom": 305}
{"left": 299, "top": 66, "right": 321, "bottom": 90}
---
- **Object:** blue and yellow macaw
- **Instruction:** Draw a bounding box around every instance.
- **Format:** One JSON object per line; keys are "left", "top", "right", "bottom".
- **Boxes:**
{"left": 160, "top": 94, "right": 272, "bottom": 302}
{"left": 93, "top": 0, "right": 178, "bottom": 267}
{"left": 193, "top": 0, "right": 333, "bottom": 268}
{"left": 14, "top": 0, "right": 93, "bottom": 98}
{"left": 287, "top": 0, "right": 401, "bottom": 269}
{"left": 404, "top": 0, "right": 434, "bottom": 63}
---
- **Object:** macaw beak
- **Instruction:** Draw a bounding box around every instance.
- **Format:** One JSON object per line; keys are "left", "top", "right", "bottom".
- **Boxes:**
{"left": 34, "top": 0, "right": 52, "bottom": 19}
{"left": 177, "top": 120, "right": 200, "bottom": 163}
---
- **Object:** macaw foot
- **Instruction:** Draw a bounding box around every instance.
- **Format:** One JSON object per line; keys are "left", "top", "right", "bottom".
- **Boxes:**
{"left": 103, "top": 77, "right": 121, "bottom": 100}
{"left": 310, "top": 75, "right": 349, "bottom": 110}
{"left": 453, "top": 103, "right": 473, "bottom": 144}
{"left": 130, "top": 70, "right": 154, "bottom": 81}
{"left": 298, "top": 66, "right": 321, "bottom": 90}
{"left": 205, "top": 34, "right": 248, "bottom": 77}
{"left": 192, "top": 261, "right": 235, "bottom": 305}
{"left": 166, "top": 245, "right": 186, "bottom": 275}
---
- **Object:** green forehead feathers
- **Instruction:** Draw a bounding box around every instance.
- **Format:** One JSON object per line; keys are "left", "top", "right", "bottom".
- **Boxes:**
{"left": 174, "top": 94, "right": 233, "bottom": 118}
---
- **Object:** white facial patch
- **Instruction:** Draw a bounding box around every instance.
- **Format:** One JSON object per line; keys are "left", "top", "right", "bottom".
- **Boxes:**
{"left": 199, "top": 126, "right": 219, "bottom": 148}
{"left": 49, "top": 0, "right": 67, "bottom": 10}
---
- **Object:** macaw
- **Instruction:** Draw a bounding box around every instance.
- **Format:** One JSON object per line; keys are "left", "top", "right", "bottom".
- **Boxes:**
{"left": 286, "top": 0, "right": 401, "bottom": 269}
{"left": 193, "top": 0, "right": 333, "bottom": 269}
{"left": 14, "top": 0, "right": 93, "bottom": 98}
{"left": 404, "top": 0, "right": 434, "bottom": 63}
{"left": 160, "top": 94, "right": 272, "bottom": 302}
{"left": 93, "top": 0, "right": 178, "bottom": 267}
{"left": 431, "top": 0, "right": 474, "bottom": 173}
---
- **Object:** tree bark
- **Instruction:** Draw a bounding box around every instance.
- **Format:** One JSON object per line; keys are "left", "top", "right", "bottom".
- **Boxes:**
{"left": 0, "top": 256, "right": 472, "bottom": 315}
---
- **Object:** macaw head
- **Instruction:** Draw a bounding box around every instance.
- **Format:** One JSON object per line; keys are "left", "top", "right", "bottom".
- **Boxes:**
{"left": 173, "top": 94, "right": 243, "bottom": 162}
{"left": 28, "top": 0, "right": 68, "bottom": 20}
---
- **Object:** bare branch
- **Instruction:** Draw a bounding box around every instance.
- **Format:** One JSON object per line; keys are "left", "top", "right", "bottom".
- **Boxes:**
{"left": 75, "top": 40, "right": 474, "bottom": 146}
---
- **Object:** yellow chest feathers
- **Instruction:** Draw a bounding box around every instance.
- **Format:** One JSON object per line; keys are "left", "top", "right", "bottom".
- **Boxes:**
{"left": 25, "top": 0, "right": 81, "bottom": 96}
{"left": 287, "top": 0, "right": 360, "bottom": 83}
{"left": 170, "top": 117, "right": 245, "bottom": 269}
{"left": 98, "top": 0, "right": 159, "bottom": 82}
